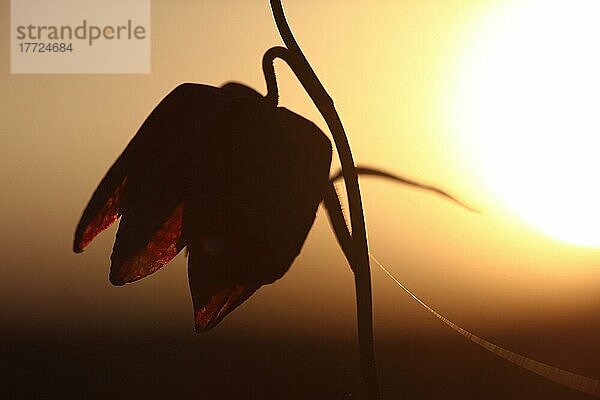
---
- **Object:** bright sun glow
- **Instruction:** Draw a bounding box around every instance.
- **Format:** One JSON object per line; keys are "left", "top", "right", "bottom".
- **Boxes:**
{"left": 453, "top": 0, "right": 600, "bottom": 247}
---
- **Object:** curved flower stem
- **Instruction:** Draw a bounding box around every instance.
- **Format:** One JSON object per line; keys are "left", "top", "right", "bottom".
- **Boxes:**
{"left": 268, "top": 2, "right": 381, "bottom": 399}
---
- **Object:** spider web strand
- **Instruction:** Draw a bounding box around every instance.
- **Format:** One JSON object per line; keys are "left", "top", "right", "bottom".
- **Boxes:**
{"left": 369, "top": 253, "right": 600, "bottom": 397}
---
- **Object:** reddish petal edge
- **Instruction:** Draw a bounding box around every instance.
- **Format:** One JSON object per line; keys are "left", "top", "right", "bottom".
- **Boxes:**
{"left": 74, "top": 177, "right": 128, "bottom": 253}
{"left": 194, "top": 284, "right": 258, "bottom": 332}
{"left": 110, "top": 204, "right": 185, "bottom": 285}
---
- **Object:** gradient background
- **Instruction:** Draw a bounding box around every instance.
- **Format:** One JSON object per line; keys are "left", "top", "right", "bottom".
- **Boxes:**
{"left": 1, "top": 0, "right": 599, "bottom": 398}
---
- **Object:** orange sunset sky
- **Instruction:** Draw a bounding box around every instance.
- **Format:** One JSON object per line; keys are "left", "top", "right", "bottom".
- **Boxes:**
{"left": 1, "top": 2, "right": 599, "bottom": 398}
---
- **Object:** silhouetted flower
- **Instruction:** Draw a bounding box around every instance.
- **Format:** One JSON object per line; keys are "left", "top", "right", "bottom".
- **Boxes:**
{"left": 74, "top": 82, "right": 332, "bottom": 331}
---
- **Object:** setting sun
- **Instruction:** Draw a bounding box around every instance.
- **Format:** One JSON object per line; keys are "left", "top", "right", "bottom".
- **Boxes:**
{"left": 451, "top": 0, "right": 600, "bottom": 247}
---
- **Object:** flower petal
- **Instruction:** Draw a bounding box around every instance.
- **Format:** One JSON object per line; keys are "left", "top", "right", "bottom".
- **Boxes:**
{"left": 182, "top": 96, "right": 332, "bottom": 331}
{"left": 110, "top": 204, "right": 184, "bottom": 285}
{"left": 73, "top": 83, "right": 226, "bottom": 253}
{"left": 73, "top": 176, "right": 127, "bottom": 253}
{"left": 193, "top": 284, "right": 259, "bottom": 332}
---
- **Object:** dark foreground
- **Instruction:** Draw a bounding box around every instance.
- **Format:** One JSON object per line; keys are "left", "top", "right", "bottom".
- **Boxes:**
{"left": 2, "top": 326, "right": 598, "bottom": 400}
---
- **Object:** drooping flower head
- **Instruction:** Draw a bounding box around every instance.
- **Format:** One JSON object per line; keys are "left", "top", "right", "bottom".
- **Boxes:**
{"left": 74, "top": 82, "right": 332, "bottom": 331}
